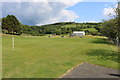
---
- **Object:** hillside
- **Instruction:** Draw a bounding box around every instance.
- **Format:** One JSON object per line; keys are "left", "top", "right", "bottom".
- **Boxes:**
{"left": 81, "top": 28, "right": 98, "bottom": 32}
{"left": 1, "top": 15, "right": 101, "bottom": 36}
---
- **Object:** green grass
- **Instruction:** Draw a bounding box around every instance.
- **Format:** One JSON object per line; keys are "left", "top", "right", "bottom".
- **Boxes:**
{"left": 61, "top": 24, "right": 76, "bottom": 28}
{"left": 2, "top": 35, "right": 118, "bottom": 78}
{"left": 81, "top": 28, "right": 98, "bottom": 32}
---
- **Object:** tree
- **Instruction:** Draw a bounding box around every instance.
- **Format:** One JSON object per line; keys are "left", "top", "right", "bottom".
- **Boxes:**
{"left": 117, "top": 1, "right": 120, "bottom": 43}
{"left": 101, "top": 2, "right": 120, "bottom": 44}
{"left": 2, "top": 15, "right": 21, "bottom": 35}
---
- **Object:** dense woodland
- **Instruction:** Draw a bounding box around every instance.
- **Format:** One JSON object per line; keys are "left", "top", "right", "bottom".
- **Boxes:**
{"left": 1, "top": 2, "right": 120, "bottom": 44}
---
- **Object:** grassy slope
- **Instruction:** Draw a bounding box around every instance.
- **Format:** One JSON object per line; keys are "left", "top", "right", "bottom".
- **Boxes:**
{"left": 61, "top": 24, "right": 76, "bottom": 28}
{"left": 2, "top": 35, "right": 118, "bottom": 78}
{"left": 81, "top": 28, "right": 98, "bottom": 32}
{"left": 61, "top": 24, "right": 98, "bottom": 32}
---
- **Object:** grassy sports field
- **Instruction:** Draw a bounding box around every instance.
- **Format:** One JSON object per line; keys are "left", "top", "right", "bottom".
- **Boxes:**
{"left": 2, "top": 35, "right": 118, "bottom": 78}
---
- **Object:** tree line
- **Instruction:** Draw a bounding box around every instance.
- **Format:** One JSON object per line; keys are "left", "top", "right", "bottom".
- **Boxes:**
{"left": 1, "top": 15, "right": 101, "bottom": 36}
{"left": 1, "top": 2, "right": 119, "bottom": 45}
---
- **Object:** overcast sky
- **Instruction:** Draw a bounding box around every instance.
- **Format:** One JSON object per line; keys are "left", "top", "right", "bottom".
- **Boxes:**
{"left": 1, "top": 0, "right": 117, "bottom": 25}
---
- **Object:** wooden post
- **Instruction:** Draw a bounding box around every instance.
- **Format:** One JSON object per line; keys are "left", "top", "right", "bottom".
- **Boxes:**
{"left": 12, "top": 37, "right": 14, "bottom": 51}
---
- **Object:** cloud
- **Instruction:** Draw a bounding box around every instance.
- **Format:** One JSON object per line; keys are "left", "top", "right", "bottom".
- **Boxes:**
{"left": 80, "top": 21, "right": 100, "bottom": 23}
{"left": 83, "top": 0, "right": 117, "bottom": 2}
{"left": 1, "top": 0, "right": 117, "bottom": 2}
{"left": 103, "top": 8, "right": 116, "bottom": 17}
{"left": 103, "top": 4, "right": 117, "bottom": 18}
{"left": 2, "top": 0, "right": 81, "bottom": 25}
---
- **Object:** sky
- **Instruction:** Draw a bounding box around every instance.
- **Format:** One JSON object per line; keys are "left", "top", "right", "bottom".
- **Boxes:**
{"left": 1, "top": 0, "right": 117, "bottom": 26}
{"left": 67, "top": 2, "right": 116, "bottom": 23}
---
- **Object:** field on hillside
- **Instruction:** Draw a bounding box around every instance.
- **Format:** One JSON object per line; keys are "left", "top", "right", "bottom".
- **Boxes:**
{"left": 2, "top": 35, "right": 118, "bottom": 78}
{"left": 81, "top": 28, "right": 98, "bottom": 32}
{"left": 61, "top": 24, "right": 76, "bottom": 28}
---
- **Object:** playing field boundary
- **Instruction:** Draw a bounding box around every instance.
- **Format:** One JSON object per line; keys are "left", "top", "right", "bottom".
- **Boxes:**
{"left": 58, "top": 62, "right": 85, "bottom": 78}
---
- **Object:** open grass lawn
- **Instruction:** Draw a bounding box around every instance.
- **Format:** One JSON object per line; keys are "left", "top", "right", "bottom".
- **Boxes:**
{"left": 2, "top": 35, "right": 118, "bottom": 78}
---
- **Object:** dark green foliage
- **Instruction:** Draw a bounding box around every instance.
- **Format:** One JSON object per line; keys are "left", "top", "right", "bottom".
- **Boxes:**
{"left": 2, "top": 15, "right": 21, "bottom": 35}
{"left": 61, "top": 27, "right": 67, "bottom": 34}
{"left": 2, "top": 15, "right": 101, "bottom": 36}
{"left": 101, "top": 19, "right": 118, "bottom": 43}
{"left": 117, "top": 2, "right": 120, "bottom": 43}
{"left": 90, "top": 31, "right": 100, "bottom": 36}
{"left": 20, "top": 22, "right": 101, "bottom": 36}
{"left": 101, "top": 2, "right": 120, "bottom": 44}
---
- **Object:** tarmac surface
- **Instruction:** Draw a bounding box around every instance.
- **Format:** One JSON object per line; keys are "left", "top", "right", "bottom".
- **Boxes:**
{"left": 61, "top": 63, "right": 120, "bottom": 78}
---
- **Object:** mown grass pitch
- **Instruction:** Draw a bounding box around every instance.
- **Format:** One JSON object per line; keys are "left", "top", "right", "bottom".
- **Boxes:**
{"left": 2, "top": 35, "right": 118, "bottom": 78}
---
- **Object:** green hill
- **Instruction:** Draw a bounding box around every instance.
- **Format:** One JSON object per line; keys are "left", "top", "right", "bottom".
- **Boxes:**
{"left": 61, "top": 24, "right": 76, "bottom": 28}
{"left": 81, "top": 28, "right": 98, "bottom": 32}
{"left": 2, "top": 15, "right": 101, "bottom": 36}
